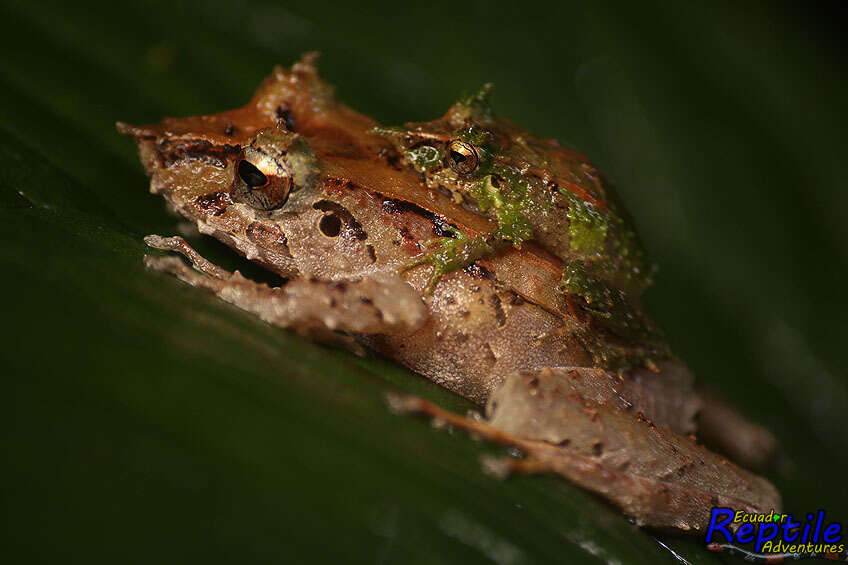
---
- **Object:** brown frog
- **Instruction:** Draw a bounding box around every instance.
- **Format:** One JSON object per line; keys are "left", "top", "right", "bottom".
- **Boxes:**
{"left": 118, "top": 53, "right": 780, "bottom": 532}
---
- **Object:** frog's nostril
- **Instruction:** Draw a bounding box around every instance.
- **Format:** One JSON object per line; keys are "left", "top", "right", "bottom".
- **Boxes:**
{"left": 319, "top": 213, "right": 342, "bottom": 237}
{"left": 313, "top": 200, "right": 368, "bottom": 240}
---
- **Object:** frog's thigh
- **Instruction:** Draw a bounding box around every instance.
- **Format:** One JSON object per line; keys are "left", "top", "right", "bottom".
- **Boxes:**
{"left": 143, "top": 235, "right": 427, "bottom": 335}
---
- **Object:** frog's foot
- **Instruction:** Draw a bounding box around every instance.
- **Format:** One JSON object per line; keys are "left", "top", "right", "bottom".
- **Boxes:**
{"left": 388, "top": 368, "right": 781, "bottom": 533}
{"left": 400, "top": 235, "right": 497, "bottom": 294}
{"left": 144, "top": 235, "right": 427, "bottom": 339}
{"left": 479, "top": 456, "right": 554, "bottom": 479}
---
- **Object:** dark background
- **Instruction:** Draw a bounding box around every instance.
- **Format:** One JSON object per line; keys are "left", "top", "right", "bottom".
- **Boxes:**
{"left": 1, "top": 1, "right": 846, "bottom": 563}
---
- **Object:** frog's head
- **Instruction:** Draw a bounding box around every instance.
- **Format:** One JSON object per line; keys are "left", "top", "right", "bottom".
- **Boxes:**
{"left": 375, "top": 84, "right": 655, "bottom": 295}
{"left": 372, "top": 83, "right": 597, "bottom": 202}
{"left": 117, "top": 54, "right": 459, "bottom": 283}
{"left": 372, "top": 84, "right": 499, "bottom": 182}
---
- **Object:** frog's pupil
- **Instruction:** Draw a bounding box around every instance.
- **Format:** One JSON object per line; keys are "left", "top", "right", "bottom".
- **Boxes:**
{"left": 238, "top": 160, "right": 269, "bottom": 188}
{"left": 450, "top": 150, "right": 466, "bottom": 164}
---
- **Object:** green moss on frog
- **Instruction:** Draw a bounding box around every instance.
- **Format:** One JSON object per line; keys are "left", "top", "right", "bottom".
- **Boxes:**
{"left": 448, "top": 84, "right": 495, "bottom": 125}
{"left": 557, "top": 185, "right": 654, "bottom": 293}
{"left": 401, "top": 232, "right": 496, "bottom": 293}
{"left": 560, "top": 260, "right": 669, "bottom": 371}
{"left": 455, "top": 124, "right": 494, "bottom": 146}
{"left": 406, "top": 144, "right": 444, "bottom": 171}
{"left": 564, "top": 194, "right": 609, "bottom": 257}
{"left": 467, "top": 169, "right": 539, "bottom": 246}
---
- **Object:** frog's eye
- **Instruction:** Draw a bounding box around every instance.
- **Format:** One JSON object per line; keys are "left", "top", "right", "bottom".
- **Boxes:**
{"left": 234, "top": 157, "right": 293, "bottom": 211}
{"left": 232, "top": 128, "right": 317, "bottom": 210}
{"left": 446, "top": 140, "right": 480, "bottom": 175}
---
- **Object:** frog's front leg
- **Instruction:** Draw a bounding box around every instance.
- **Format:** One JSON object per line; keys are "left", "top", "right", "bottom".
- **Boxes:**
{"left": 401, "top": 233, "right": 499, "bottom": 293}
{"left": 390, "top": 368, "right": 780, "bottom": 532}
{"left": 144, "top": 235, "right": 427, "bottom": 338}
{"left": 401, "top": 226, "right": 527, "bottom": 294}
{"left": 401, "top": 207, "right": 532, "bottom": 293}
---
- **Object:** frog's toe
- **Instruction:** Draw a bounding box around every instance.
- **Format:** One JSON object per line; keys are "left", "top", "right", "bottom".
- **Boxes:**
{"left": 144, "top": 234, "right": 228, "bottom": 279}
{"left": 424, "top": 266, "right": 447, "bottom": 295}
{"left": 480, "top": 456, "right": 551, "bottom": 480}
{"left": 398, "top": 252, "right": 432, "bottom": 273}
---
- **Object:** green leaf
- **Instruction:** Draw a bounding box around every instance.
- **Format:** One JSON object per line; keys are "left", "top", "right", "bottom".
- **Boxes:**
{"left": 2, "top": 1, "right": 846, "bottom": 563}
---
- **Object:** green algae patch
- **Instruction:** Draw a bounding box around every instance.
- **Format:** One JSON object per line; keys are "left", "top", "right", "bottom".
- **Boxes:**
{"left": 448, "top": 83, "right": 495, "bottom": 125}
{"left": 560, "top": 260, "right": 610, "bottom": 304}
{"left": 560, "top": 260, "right": 670, "bottom": 371}
{"left": 565, "top": 195, "right": 609, "bottom": 256}
{"left": 402, "top": 233, "right": 496, "bottom": 293}
{"left": 559, "top": 186, "right": 654, "bottom": 293}
{"left": 406, "top": 144, "right": 444, "bottom": 171}
{"left": 467, "top": 166, "right": 554, "bottom": 245}
{"left": 456, "top": 124, "right": 494, "bottom": 146}
{"left": 493, "top": 205, "right": 534, "bottom": 245}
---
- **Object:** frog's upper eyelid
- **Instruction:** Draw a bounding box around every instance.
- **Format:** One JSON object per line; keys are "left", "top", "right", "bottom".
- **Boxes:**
{"left": 371, "top": 126, "right": 452, "bottom": 142}
{"left": 405, "top": 131, "right": 451, "bottom": 142}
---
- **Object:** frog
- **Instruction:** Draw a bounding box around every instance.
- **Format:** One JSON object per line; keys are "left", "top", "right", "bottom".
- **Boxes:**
{"left": 374, "top": 84, "right": 668, "bottom": 373}
{"left": 118, "top": 53, "right": 780, "bottom": 533}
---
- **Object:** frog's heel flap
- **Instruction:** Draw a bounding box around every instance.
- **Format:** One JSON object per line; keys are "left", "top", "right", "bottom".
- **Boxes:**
{"left": 696, "top": 388, "right": 784, "bottom": 473}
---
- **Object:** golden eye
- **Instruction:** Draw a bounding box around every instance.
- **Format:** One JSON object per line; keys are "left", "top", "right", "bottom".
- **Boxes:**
{"left": 232, "top": 127, "right": 318, "bottom": 211}
{"left": 234, "top": 158, "right": 292, "bottom": 211}
{"left": 446, "top": 140, "right": 479, "bottom": 175}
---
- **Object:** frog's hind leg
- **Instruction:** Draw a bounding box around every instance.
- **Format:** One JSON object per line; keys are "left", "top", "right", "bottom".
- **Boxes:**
{"left": 388, "top": 368, "right": 781, "bottom": 532}
{"left": 387, "top": 393, "right": 686, "bottom": 529}
{"left": 143, "top": 235, "right": 427, "bottom": 341}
